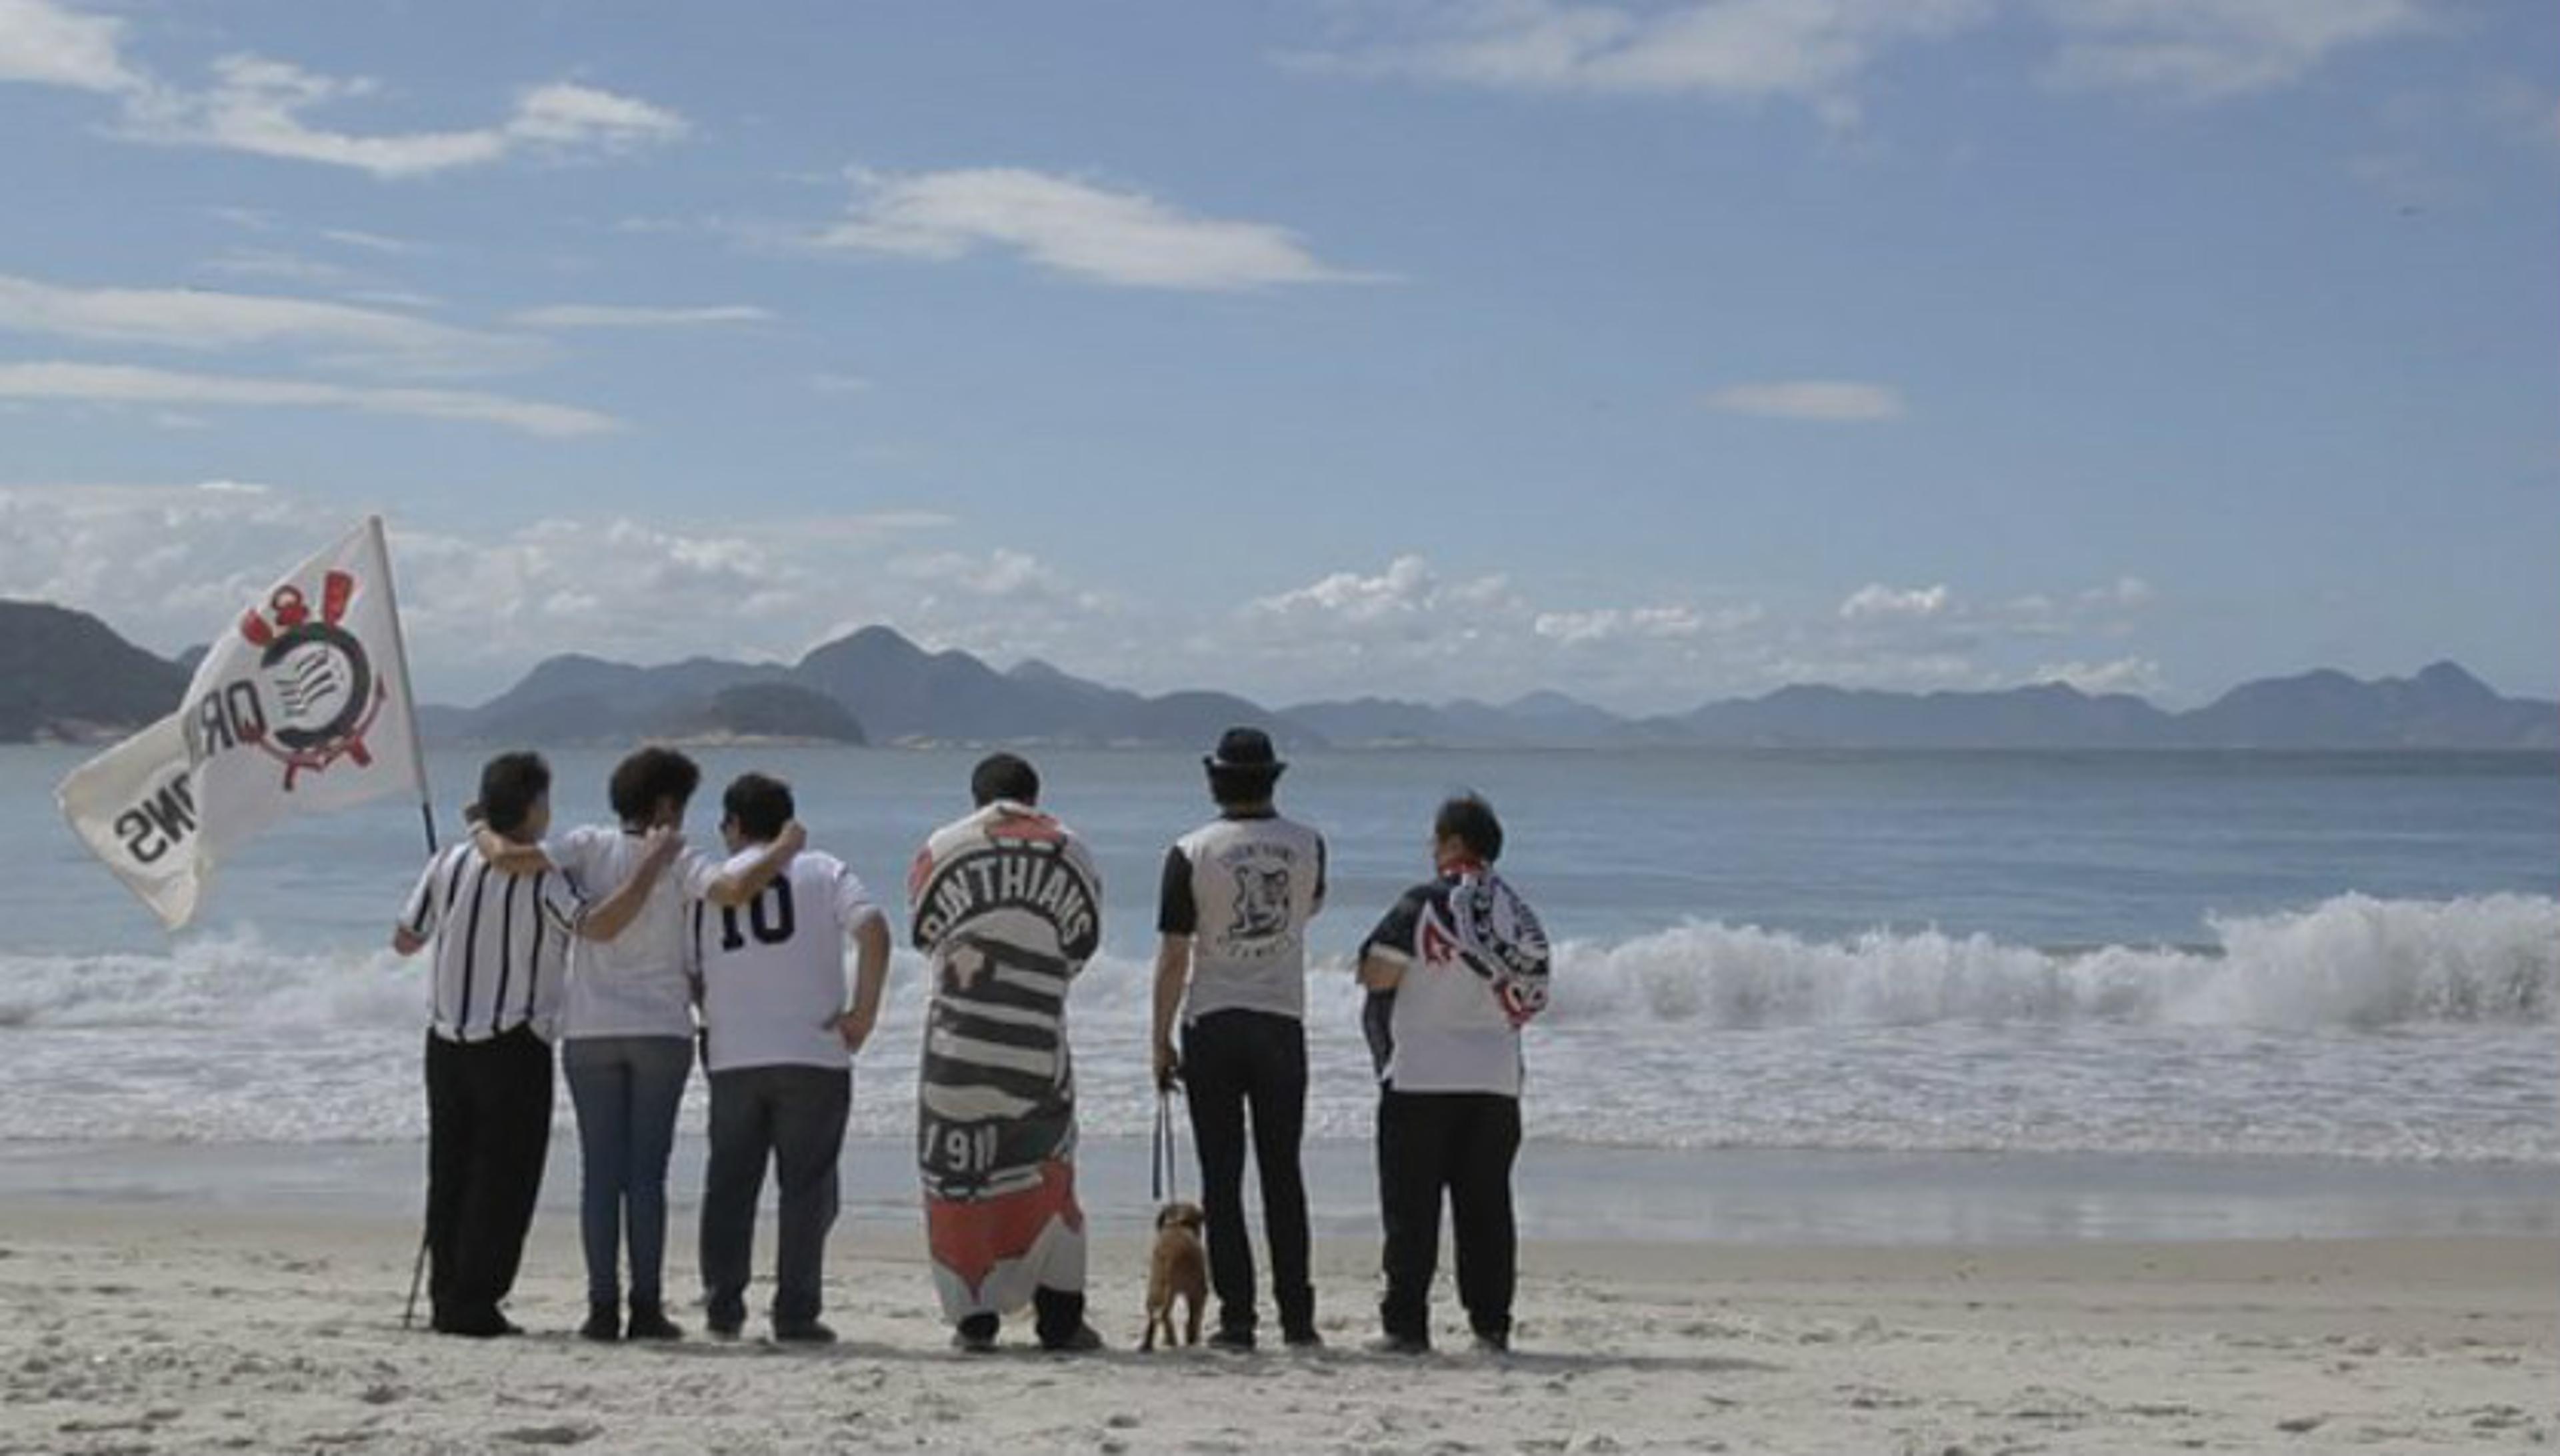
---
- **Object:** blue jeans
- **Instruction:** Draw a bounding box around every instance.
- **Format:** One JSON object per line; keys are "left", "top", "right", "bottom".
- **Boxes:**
{"left": 563, "top": 1035, "right": 693, "bottom": 1308}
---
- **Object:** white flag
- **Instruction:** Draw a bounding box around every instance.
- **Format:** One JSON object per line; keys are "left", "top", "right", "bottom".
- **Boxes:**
{"left": 56, "top": 715, "right": 203, "bottom": 929}
{"left": 57, "top": 517, "right": 429, "bottom": 929}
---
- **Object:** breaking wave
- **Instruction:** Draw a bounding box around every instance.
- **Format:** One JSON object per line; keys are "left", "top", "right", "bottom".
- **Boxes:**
{"left": 1, "top": 893, "right": 2551, "bottom": 1034}
{"left": 1545, "top": 893, "right": 2559, "bottom": 1030}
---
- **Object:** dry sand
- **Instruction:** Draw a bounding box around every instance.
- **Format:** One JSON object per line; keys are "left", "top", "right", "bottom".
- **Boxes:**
{"left": 0, "top": 1202, "right": 2551, "bottom": 1455}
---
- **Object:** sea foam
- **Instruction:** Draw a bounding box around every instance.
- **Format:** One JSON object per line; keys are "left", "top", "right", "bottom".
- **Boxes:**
{"left": 1, "top": 893, "right": 2550, "bottom": 1033}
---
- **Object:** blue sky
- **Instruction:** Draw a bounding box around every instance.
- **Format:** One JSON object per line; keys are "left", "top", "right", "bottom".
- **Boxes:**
{"left": 2, "top": 0, "right": 2553, "bottom": 710}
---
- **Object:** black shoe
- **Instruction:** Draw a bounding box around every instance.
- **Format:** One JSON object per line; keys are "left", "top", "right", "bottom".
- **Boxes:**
{"left": 579, "top": 1302, "right": 621, "bottom": 1343}
{"left": 435, "top": 1308, "right": 522, "bottom": 1339}
{"left": 773, "top": 1319, "right": 837, "bottom": 1345}
{"left": 1206, "top": 1327, "right": 1255, "bottom": 1353}
{"left": 1283, "top": 1327, "right": 1325, "bottom": 1350}
{"left": 1363, "top": 1332, "right": 1429, "bottom": 1356}
{"left": 705, "top": 1307, "right": 743, "bottom": 1341}
{"left": 1039, "top": 1323, "right": 1105, "bottom": 1353}
{"left": 952, "top": 1315, "right": 999, "bottom": 1353}
{"left": 624, "top": 1303, "right": 683, "bottom": 1341}
{"left": 1469, "top": 1330, "right": 1511, "bottom": 1354}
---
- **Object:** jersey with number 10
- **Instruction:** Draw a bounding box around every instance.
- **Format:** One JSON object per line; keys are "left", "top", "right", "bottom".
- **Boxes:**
{"left": 691, "top": 848, "right": 883, "bottom": 1074}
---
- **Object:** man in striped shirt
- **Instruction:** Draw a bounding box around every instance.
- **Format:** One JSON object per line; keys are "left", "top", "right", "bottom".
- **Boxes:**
{"left": 393, "top": 752, "right": 675, "bottom": 1338}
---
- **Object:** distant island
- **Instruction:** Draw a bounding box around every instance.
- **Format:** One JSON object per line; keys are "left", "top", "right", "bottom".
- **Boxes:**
{"left": 3, "top": 598, "right": 2551, "bottom": 751}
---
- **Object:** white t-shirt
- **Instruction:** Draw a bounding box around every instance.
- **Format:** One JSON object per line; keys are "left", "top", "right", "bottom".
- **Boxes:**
{"left": 1157, "top": 811, "right": 1327, "bottom": 1021}
{"left": 691, "top": 847, "right": 885, "bottom": 1073}
{"left": 1359, "top": 867, "right": 1552, "bottom": 1097}
{"left": 545, "top": 823, "right": 716, "bottom": 1041}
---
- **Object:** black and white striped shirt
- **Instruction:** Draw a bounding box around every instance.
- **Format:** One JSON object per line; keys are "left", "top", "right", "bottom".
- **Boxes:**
{"left": 402, "top": 842, "right": 581, "bottom": 1044}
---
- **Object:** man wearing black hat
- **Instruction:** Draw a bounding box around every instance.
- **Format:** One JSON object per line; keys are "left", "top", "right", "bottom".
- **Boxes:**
{"left": 1151, "top": 726, "right": 1328, "bottom": 1350}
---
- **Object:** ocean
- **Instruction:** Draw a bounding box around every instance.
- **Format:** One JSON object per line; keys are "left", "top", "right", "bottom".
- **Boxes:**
{"left": 2, "top": 744, "right": 2553, "bottom": 1242}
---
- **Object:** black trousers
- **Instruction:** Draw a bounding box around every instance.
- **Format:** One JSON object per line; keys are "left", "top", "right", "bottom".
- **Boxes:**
{"left": 1376, "top": 1089, "right": 1521, "bottom": 1345}
{"left": 701, "top": 1063, "right": 851, "bottom": 1327}
{"left": 1181, "top": 1009, "right": 1313, "bottom": 1338}
{"left": 423, "top": 1025, "right": 554, "bottom": 1325}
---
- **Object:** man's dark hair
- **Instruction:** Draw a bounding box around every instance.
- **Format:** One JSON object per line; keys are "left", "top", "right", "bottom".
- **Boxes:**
{"left": 610, "top": 746, "right": 701, "bottom": 825}
{"left": 478, "top": 751, "right": 551, "bottom": 837}
{"left": 1435, "top": 793, "right": 1503, "bottom": 864}
{"left": 971, "top": 752, "right": 1040, "bottom": 808}
{"left": 722, "top": 772, "right": 795, "bottom": 843}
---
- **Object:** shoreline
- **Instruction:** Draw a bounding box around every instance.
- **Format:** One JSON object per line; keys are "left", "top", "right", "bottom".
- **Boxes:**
{"left": 5, "top": 1135, "right": 2555, "bottom": 1247}
{"left": 1, "top": 1193, "right": 2550, "bottom": 1453}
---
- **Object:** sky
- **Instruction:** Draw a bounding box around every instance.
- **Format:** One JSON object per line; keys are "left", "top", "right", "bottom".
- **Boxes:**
{"left": 1, "top": 0, "right": 2553, "bottom": 712}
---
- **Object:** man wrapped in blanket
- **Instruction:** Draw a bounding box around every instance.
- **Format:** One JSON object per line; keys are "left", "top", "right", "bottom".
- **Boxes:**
{"left": 908, "top": 753, "right": 1106, "bottom": 1353}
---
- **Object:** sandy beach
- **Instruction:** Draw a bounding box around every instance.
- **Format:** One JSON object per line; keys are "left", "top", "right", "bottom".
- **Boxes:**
{"left": 1, "top": 1197, "right": 2549, "bottom": 1455}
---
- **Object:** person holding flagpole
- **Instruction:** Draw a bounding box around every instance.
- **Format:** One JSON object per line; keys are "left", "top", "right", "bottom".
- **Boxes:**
{"left": 391, "top": 751, "right": 675, "bottom": 1337}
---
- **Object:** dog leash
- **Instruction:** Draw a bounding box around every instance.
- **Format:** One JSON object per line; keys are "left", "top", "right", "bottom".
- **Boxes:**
{"left": 1151, "top": 1087, "right": 1180, "bottom": 1204}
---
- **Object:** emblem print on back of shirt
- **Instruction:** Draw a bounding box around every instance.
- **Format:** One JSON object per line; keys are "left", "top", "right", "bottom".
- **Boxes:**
{"left": 1229, "top": 863, "right": 1292, "bottom": 943}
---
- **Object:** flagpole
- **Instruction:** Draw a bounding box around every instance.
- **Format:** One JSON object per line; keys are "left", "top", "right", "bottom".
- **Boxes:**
{"left": 369, "top": 515, "right": 442, "bottom": 1330}
{"left": 367, "top": 514, "right": 439, "bottom": 856}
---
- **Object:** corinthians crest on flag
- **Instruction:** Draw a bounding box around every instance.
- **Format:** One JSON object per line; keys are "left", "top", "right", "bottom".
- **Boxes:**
{"left": 56, "top": 517, "right": 431, "bottom": 929}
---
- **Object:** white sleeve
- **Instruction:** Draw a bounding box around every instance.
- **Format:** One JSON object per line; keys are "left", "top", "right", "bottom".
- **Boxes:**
{"left": 399, "top": 848, "right": 449, "bottom": 939}
{"left": 537, "top": 868, "right": 585, "bottom": 937}
{"left": 675, "top": 847, "right": 726, "bottom": 902}
{"left": 834, "top": 863, "right": 883, "bottom": 932}
{"left": 543, "top": 825, "right": 602, "bottom": 895}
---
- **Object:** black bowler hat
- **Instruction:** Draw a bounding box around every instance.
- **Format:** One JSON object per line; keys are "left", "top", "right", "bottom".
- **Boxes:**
{"left": 1205, "top": 726, "right": 1285, "bottom": 777}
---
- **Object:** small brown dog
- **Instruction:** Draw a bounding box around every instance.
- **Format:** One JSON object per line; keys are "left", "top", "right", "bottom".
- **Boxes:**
{"left": 1141, "top": 1201, "right": 1207, "bottom": 1351}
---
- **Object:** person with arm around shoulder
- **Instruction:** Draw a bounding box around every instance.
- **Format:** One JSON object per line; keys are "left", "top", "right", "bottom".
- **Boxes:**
{"left": 1355, "top": 793, "right": 1551, "bottom": 1356}
{"left": 465, "top": 745, "right": 802, "bottom": 1343}
{"left": 390, "top": 751, "right": 589, "bottom": 1338}
{"left": 689, "top": 772, "right": 889, "bottom": 1344}
{"left": 1149, "top": 726, "right": 1328, "bottom": 1351}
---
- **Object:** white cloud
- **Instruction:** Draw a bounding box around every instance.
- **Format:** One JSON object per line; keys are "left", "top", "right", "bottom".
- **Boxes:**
{"left": 507, "top": 303, "right": 772, "bottom": 329}
{"left": 505, "top": 81, "right": 688, "bottom": 151}
{"left": 1235, "top": 555, "right": 1776, "bottom": 706}
{"left": 2039, "top": 0, "right": 2432, "bottom": 100}
{"left": 0, "top": 5, "right": 687, "bottom": 178}
{"left": 0, "top": 361, "right": 618, "bottom": 437}
{"left": 199, "top": 248, "right": 359, "bottom": 287}
{"left": 320, "top": 228, "right": 424, "bottom": 255}
{"left": 1247, "top": 554, "right": 1513, "bottom": 626}
{"left": 890, "top": 548, "right": 1115, "bottom": 613}
{"left": 1533, "top": 603, "right": 1759, "bottom": 643}
{"left": 1299, "top": 0, "right": 2445, "bottom": 113}
{"left": 1293, "top": 0, "right": 1991, "bottom": 122}
{"left": 0, "top": 487, "right": 2179, "bottom": 711}
{"left": 0, "top": 0, "right": 137, "bottom": 92}
{"left": 2033, "top": 656, "right": 2166, "bottom": 695}
{"left": 0, "top": 272, "right": 537, "bottom": 373}
{"left": 0, "top": 484, "right": 968, "bottom": 697}
{"left": 811, "top": 167, "right": 1377, "bottom": 291}
{"left": 1839, "top": 582, "right": 1951, "bottom": 620}
{"left": 119, "top": 59, "right": 688, "bottom": 178}
{"left": 1708, "top": 379, "right": 1907, "bottom": 421}
{"left": 2080, "top": 574, "right": 2153, "bottom": 610}
{"left": 340, "top": 289, "right": 445, "bottom": 311}
{"left": 205, "top": 205, "right": 280, "bottom": 231}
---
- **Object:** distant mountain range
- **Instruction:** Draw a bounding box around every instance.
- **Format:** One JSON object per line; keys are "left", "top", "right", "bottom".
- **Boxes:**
{"left": 0, "top": 601, "right": 190, "bottom": 743}
{"left": 5, "top": 599, "right": 2551, "bottom": 751}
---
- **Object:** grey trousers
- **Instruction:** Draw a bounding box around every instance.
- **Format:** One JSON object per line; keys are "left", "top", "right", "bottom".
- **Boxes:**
{"left": 700, "top": 1062, "right": 851, "bottom": 1327}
